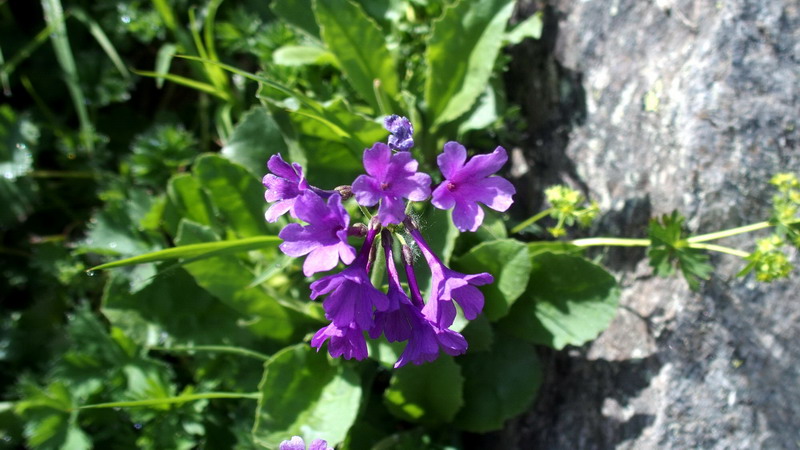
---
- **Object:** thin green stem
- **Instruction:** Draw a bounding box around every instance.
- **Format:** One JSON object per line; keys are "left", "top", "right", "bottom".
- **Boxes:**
{"left": 149, "top": 345, "right": 271, "bottom": 361}
{"left": 686, "top": 243, "right": 750, "bottom": 258}
{"left": 511, "top": 208, "right": 555, "bottom": 234}
{"left": 568, "top": 237, "right": 651, "bottom": 247}
{"left": 76, "top": 392, "right": 260, "bottom": 410}
{"left": 687, "top": 221, "right": 771, "bottom": 243}
{"left": 358, "top": 204, "right": 373, "bottom": 220}
{"left": 688, "top": 218, "right": 800, "bottom": 243}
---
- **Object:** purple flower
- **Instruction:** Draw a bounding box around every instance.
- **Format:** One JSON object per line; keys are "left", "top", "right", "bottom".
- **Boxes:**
{"left": 262, "top": 153, "right": 310, "bottom": 222}
{"left": 310, "top": 223, "right": 390, "bottom": 330}
{"left": 369, "top": 234, "right": 467, "bottom": 367}
{"left": 384, "top": 115, "right": 414, "bottom": 151}
{"left": 279, "top": 436, "right": 332, "bottom": 450}
{"left": 352, "top": 143, "right": 431, "bottom": 225}
{"left": 431, "top": 142, "right": 516, "bottom": 232}
{"left": 279, "top": 191, "right": 356, "bottom": 276}
{"left": 311, "top": 322, "right": 368, "bottom": 361}
{"left": 406, "top": 218, "right": 493, "bottom": 328}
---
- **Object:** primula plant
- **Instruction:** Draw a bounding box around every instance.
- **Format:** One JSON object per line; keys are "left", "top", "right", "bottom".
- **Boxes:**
{"left": 264, "top": 116, "right": 514, "bottom": 366}
{"left": 2, "top": 0, "right": 798, "bottom": 448}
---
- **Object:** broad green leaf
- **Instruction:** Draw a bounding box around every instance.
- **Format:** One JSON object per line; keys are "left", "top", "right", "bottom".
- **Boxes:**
{"left": 221, "top": 107, "right": 289, "bottom": 178}
{"left": 505, "top": 11, "right": 543, "bottom": 44}
{"left": 461, "top": 314, "right": 494, "bottom": 352}
{"left": 175, "top": 220, "right": 292, "bottom": 340}
{"left": 384, "top": 356, "right": 464, "bottom": 425}
{"left": 424, "top": 0, "right": 515, "bottom": 128}
{"left": 253, "top": 345, "right": 362, "bottom": 448}
{"left": 89, "top": 235, "right": 280, "bottom": 271}
{"left": 453, "top": 239, "right": 531, "bottom": 321}
{"left": 499, "top": 252, "right": 620, "bottom": 350}
{"left": 313, "top": 0, "right": 400, "bottom": 110}
{"left": 194, "top": 154, "right": 271, "bottom": 238}
{"left": 167, "top": 174, "right": 215, "bottom": 228}
{"left": 454, "top": 331, "right": 541, "bottom": 432}
{"left": 272, "top": 0, "right": 321, "bottom": 39}
{"left": 273, "top": 45, "right": 337, "bottom": 67}
{"left": 102, "top": 268, "right": 255, "bottom": 347}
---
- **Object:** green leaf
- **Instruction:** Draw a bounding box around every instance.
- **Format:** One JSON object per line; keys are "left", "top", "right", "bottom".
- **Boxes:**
{"left": 222, "top": 107, "right": 289, "bottom": 178}
{"left": 453, "top": 239, "right": 531, "bottom": 321}
{"left": 273, "top": 45, "right": 337, "bottom": 67}
{"left": 175, "top": 220, "right": 293, "bottom": 340}
{"left": 384, "top": 356, "right": 464, "bottom": 425}
{"left": 424, "top": 0, "right": 515, "bottom": 128}
{"left": 313, "top": 0, "right": 400, "bottom": 110}
{"left": 167, "top": 174, "right": 215, "bottom": 228}
{"left": 102, "top": 268, "right": 255, "bottom": 347}
{"left": 253, "top": 345, "right": 362, "bottom": 448}
{"left": 498, "top": 252, "right": 620, "bottom": 350}
{"left": 505, "top": 11, "right": 543, "bottom": 44}
{"left": 194, "top": 154, "right": 271, "bottom": 238}
{"left": 89, "top": 235, "right": 280, "bottom": 271}
{"left": 154, "top": 43, "right": 178, "bottom": 88}
{"left": 272, "top": 0, "right": 321, "bottom": 39}
{"left": 16, "top": 381, "right": 90, "bottom": 450}
{"left": 648, "top": 211, "right": 713, "bottom": 290}
{"left": 454, "top": 331, "right": 541, "bottom": 432}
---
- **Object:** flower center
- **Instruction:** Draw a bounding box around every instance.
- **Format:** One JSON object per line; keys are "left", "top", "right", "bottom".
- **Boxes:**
{"left": 446, "top": 182, "right": 457, "bottom": 192}
{"left": 381, "top": 182, "right": 391, "bottom": 191}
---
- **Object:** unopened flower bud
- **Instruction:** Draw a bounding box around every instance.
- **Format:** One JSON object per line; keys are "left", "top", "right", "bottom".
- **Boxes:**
{"left": 335, "top": 185, "right": 353, "bottom": 200}
{"left": 348, "top": 223, "right": 367, "bottom": 237}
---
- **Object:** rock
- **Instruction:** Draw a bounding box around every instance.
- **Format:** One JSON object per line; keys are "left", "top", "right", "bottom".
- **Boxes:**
{"left": 503, "top": 0, "right": 800, "bottom": 448}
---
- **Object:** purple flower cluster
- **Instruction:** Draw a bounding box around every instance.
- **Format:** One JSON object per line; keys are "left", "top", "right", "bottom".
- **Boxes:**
{"left": 262, "top": 115, "right": 515, "bottom": 367}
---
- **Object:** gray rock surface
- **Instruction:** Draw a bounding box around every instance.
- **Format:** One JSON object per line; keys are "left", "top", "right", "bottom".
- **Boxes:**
{"left": 504, "top": 0, "right": 799, "bottom": 448}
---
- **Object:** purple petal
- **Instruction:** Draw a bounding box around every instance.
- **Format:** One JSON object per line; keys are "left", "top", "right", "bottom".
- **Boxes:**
{"left": 293, "top": 191, "right": 330, "bottom": 224}
{"left": 377, "top": 195, "right": 406, "bottom": 225}
{"left": 303, "top": 245, "right": 342, "bottom": 276}
{"left": 431, "top": 183, "right": 456, "bottom": 210}
{"left": 384, "top": 115, "right": 414, "bottom": 151}
{"left": 391, "top": 172, "right": 431, "bottom": 202}
{"left": 451, "top": 199, "right": 485, "bottom": 232}
{"left": 437, "top": 142, "right": 467, "bottom": 180}
{"left": 421, "top": 295, "right": 458, "bottom": 329}
{"left": 337, "top": 241, "right": 357, "bottom": 266}
{"left": 279, "top": 436, "right": 306, "bottom": 450}
{"left": 311, "top": 323, "right": 368, "bottom": 360}
{"left": 310, "top": 272, "right": 346, "bottom": 299}
{"left": 457, "top": 146, "right": 508, "bottom": 181}
{"left": 308, "top": 440, "right": 332, "bottom": 450}
{"left": 362, "top": 143, "right": 392, "bottom": 179}
{"left": 469, "top": 176, "right": 516, "bottom": 212}
{"left": 267, "top": 154, "right": 301, "bottom": 181}
{"left": 265, "top": 199, "right": 294, "bottom": 223}
{"left": 435, "top": 328, "right": 468, "bottom": 356}
{"left": 278, "top": 223, "right": 317, "bottom": 256}
{"left": 352, "top": 175, "right": 382, "bottom": 206}
{"left": 448, "top": 283, "right": 485, "bottom": 320}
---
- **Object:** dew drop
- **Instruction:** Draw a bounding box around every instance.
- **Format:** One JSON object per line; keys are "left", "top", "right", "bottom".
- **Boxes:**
{"left": 133, "top": 423, "right": 143, "bottom": 430}
{"left": 86, "top": 270, "right": 96, "bottom": 277}
{"left": 121, "top": 15, "right": 132, "bottom": 24}
{"left": 109, "top": 242, "right": 118, "bottom": 249}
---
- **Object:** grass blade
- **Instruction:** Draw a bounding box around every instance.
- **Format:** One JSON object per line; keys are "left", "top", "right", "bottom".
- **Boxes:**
{"left": 71, "top": 8, "right": 131, "bottom": 80}
{"left": 88, "top": 235, "right": 281, "bottom": 271}
{"left": 133, "top": 69, "right": 230, "bottom": 99}
{"left": 41, "top": 0, "right": 94, "bottom": 153}
{"left": 78, "top": 392, "right": 260, "bottom": 410}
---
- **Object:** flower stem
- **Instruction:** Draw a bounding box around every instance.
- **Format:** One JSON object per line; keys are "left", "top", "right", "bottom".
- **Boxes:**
{"left": 510, "top": 208, "right": 554, "bottom": 234}
{"left": 686, "top": 242, "right": 750, "bottom": 258}
{"left": 568, "top": 237, "right": 651, "bottom": 247}
{"left": 149, "top": 345, "right": 270, "bottom": 361}
{"left": 687, "top": 221, "right": 772, "bottom": 243}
